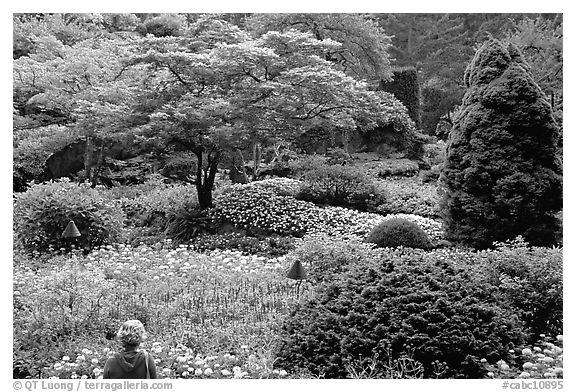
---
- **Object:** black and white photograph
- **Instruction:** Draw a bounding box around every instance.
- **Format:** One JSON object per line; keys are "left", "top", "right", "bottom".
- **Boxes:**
{"left": 10, "top": 6, "right": 566, "bottom": 390}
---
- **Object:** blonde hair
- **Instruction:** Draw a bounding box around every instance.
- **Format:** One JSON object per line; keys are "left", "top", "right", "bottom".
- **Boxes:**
{"left": 116, "top": 320, "right": 147, "bottom": 347}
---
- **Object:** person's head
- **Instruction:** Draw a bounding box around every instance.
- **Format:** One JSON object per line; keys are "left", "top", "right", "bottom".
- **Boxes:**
{"left": 116, "top": 320, "right": 147, "bottom": 348}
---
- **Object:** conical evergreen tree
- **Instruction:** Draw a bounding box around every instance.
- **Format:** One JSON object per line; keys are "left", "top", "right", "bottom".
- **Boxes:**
{"left": 439, "top": 38, "right": 562, "bottom": 248}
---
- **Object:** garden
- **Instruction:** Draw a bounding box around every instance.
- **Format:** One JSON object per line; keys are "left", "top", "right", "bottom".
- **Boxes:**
{"left": 13, "top": 13, "right": 563, "bottom": 380}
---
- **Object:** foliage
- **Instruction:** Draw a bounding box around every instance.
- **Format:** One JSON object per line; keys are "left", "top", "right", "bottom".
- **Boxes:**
{"left": 13, "top": 259, "right": 115, "bottom": 377}
{"left": 13, "top": 125, "right": 78, "bottom": 192}
{"left": 422, "top": 139, "right": 447, "bottom": 169}
{"left": 366, "top": 218, "right": 433, "bottom": 250}
{"left": 142, "top": 14, "right": 186, "bottom": 37}
{"left": 420, "top": 165, "right": 442, "bottom": 184}
{"left": 504, "top": 16, "right": 563, "bottom": 126}
{"left": 128, "top": 20, "right": 406, "bottom": 209}
{"left": 373, "top": 159, "right": 419, "bottom": 178}
{"left": 13, "top": 179, "right": 124, "bottom": 254}
{"left": 475, "top": 238, "right": 563, "bottom": 340}
{"left": 296, "top": 164, "right": 386, "bottom": 212}
{"left": 242, "top": 177, "right": 303, "bottom": 197}
{"left": 214, "top": 186, "right": 318, "bottom": 236}
{"left": 287, "top": 235, "right": 378, "bottom": 285}
{"left": 119, "top": 180, "right": 199, "bottom": 229}
{"left": 190, "top": 233, "right": 296, "bottom": 258}
{"left": 275, "top": 248, "right": 527, "bottom": 378}
{"left": 421, "top": 77, "right": 464, "bottom": 137}
{"left": 379, "top": 66, "right": 421, "bottom": 128}
{"left": 439, "top": 38, "right": 562, "bottom": 248}
{"left": 165, "top": 208, "right": 218, "bottom": 244}
{"left": 375, "top": 178, "right": 440, "bottom": 218}
{"left": 247, "top": 13, "right": 393, "bottom": 82}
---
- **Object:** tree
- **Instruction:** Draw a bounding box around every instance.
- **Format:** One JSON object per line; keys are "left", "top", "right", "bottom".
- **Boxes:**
{"left": 125, "top": 16, "right": 412, "bottom": 209}
{"left": 439, "top": 39, "right": 562, "bottom": 248}
{"left": 13, "top": 24, "right": 139, "bottom": 186}
{"left": 246, "top": 13, "right": 393, "bottom": 84}
{"left": 504, "top": 16, "right": 563, "bottom": 125}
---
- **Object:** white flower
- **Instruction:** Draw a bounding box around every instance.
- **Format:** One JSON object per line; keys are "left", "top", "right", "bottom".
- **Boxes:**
{"left": 232, "top": 366, "right": 242, "bottom": 373}
{"left": 519, "top": 372, "right": 531, "bottom": 378}
{"left": 62, "top": 356, "right": 70, "bottom": 361}
{"left": 523, "top": 362, "right": 535, "bottom": 370}
{"left": 91, "top": 358, "right": 99, "bottom": 365}
{"left": 181, "top": 371, "right": 189, "bottom": 377}
{"left": 93, "top": 368, "right": 102, "bottom": 376}
{"left": 204, "top": 368, "right": 213, "bottom": 376}
{"left": 194, "top": 368, "right": 203, "bottom": 376}
{"left": 221, "top": 369, "right": 231, "bottom": 376}
{"left": 521, "top": 348, "right": 532, "bottom": 356}
{"left": 279, "top": 370, "right": 288, "bottom": 377}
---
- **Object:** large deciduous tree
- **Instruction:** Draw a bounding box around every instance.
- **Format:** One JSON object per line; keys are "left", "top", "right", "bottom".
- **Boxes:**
{"left": 439, "top": 39, "right": 562, "bottom": 248}
{"left": 126, "top": 16, "right": 410, "bottom": 209}
{"left": 246, "top": 13, "right": 393, "bottom": 84}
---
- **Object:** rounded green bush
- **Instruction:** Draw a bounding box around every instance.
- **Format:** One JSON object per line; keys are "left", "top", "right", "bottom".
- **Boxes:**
{"left": 275, "top": 248, "right": 527, "bottom": 378}
{"left": 13, "top": 179, "right": 125, "bottom": 254}
{"left": 366, "top": 217, "right": 433, "bottom": 249}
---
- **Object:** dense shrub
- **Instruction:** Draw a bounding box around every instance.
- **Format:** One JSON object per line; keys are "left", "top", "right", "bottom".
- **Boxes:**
{"left": 421, "top": 77, "right": 463, "bottom": 137}
{"left": 422, "top": 140, "right": 447, "bottom": 169}
{"left": 374, "top": 159, "right": 419, "bottom": 178}
{"left": 420, "top": 165, "right": 441, "bottom": 184}
{"left": 275, "top": 248, "right": 527, "bottom": 378}
{"left": 165, "top": 208, "right": 218, "bottom": 244}
{"left": 117, "top": 178, "right": 199, "bottom": 243}
{"left": 366, "top": 218, "right": 433, "bottom": 250}
{"left": 214, "top": 186, "right": 318, "bottom": 236}
{"left": 477, "top": 238, "right": 562, "bottom": 340}
{"left": 287, "top": 235, "right": 378, "bottom": 284}
{"left": 13, "top": 179, "right": 124, "bottom": 254}
{"left": 379, "top": 66, "right": 422, "bottom": 128}
{"left": 439, "top": 38, "right": 562, "bottom": 248}
{"left": 376, "top": 179, "right": 439, "bottom": 218}
{"left": 296, "top": 165, "right": 386, "bottom": 212}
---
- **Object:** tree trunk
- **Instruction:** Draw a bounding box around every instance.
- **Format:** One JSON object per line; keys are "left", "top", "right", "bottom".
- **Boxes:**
{"left": 84, "top": 136, "right": 93, "bottom": 182}
{"left": 230, "top": 149, "right": 248, "bottom": 184}
{"left": 251, "top": 142, "right": 261, "bottom": 182}
{"left": 194, "top": 149, "right": 221, "bottom": 210}
{"left": 90, "top": 140, "right": 105, "bottom": 188}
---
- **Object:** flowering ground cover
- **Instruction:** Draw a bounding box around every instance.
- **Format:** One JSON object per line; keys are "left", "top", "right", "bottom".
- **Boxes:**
{"left": 13, "top": 243, "right": 309, "bottom": 379}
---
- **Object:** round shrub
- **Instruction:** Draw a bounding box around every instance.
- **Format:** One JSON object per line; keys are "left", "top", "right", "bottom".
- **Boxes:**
{"left": 366, "top": 218, "right": 433, "bottom": 249}
{"left": 13, "top": 179, "right": 125, "bottom": 254}
{"left": 275, "top": 249, "right": 527, "bottom": 378}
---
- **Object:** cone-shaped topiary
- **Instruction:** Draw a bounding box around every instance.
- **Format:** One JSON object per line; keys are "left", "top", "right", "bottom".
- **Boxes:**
{"left": 439, "top": 39, "right": 562, "bottom": 249}
{"left": 366, "top": 217, "right": 433, "bottom": 250}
